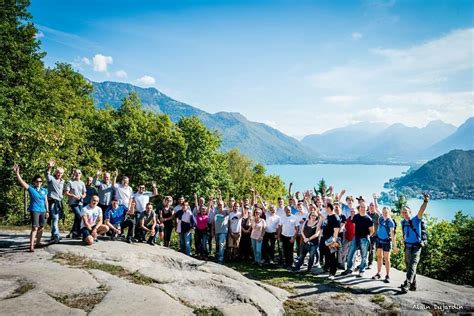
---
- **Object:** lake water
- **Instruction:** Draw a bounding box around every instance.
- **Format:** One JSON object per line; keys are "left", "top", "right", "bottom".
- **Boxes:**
{"left": 266, "top": 164, "right": 474, "bottom": 221}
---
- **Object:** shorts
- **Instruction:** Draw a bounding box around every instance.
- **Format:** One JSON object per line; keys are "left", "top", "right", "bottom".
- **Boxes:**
{"left": 81, "top": 225, "right": 97, "bottom": 239}
{"left": 376, "top": 238, "right": 392, "bottom": 252}
{"left": 227, "top": 232, "right": 241, "bottom": 248}
{"left": 30, "top": 212, "right": 46, "bottom": 228}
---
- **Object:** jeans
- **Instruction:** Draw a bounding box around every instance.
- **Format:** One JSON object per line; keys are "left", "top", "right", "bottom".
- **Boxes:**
{"left": 179, "top": 231, "right": 192, "bottom": 256}
{"left": 251, "top": 238, "right": 263, "bottom": 264}
{"left": 195, "top": 228, "right": 208, "bottom": 256}
{"left": 136, "top": 224, "right": 159, "bottom": 242}
{"left": 70, "top": 204, "right": 82, "bottom": 236}
{"left": 404, "top": 243, "right": 421, "bottom": 285}
{"left": 216, "top": 233, "right": 227, "bottom": 263}
{"left": 263, "top": 232, "right": 276, "bottom": 261}
{"left": 49, "top": 199, "right": 62, "bottom": 239}
{"left": 281, "top": 235, "right": 295, "bottom": 267}
{"left": 347, "top": 237, "right": 370, "bottom": 272}
{"left": 294, "top": 241, "right": 319, "bottom": 271}
{"left": 341, "top": 239, "right": 353, "bottom": 269}
{"left": 368, "top": 235, "right": 377, "bottom": 266}
{"left": 207, "top": 223, "right": 213, "bottom": 254}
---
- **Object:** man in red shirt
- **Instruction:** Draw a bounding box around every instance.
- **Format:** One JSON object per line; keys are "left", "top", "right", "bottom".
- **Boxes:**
{"left": 341, "top": 208, "right": 356, "bottom": 270}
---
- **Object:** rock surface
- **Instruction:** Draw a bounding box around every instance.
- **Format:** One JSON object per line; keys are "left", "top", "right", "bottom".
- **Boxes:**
{"left": 1, "top": 230, "right": 473, "bottom": 315}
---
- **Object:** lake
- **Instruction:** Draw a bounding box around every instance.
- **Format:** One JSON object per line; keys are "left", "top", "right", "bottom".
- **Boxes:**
{"left": 266, "top": 164, "right": 474, "bottom": 221}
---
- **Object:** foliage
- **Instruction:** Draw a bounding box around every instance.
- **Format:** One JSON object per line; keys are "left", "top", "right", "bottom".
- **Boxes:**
{"left": 314, "top": 178, "right": 331, "bottom": 197}
{"left": 0, "top": 1, "right": 286, "bottom": 224}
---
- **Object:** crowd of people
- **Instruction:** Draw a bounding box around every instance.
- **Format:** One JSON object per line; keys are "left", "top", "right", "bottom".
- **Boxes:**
{"left": 13, "top": 160, "right": 430, "bottom": 293}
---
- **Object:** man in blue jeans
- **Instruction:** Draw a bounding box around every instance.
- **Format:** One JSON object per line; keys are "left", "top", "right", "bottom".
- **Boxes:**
{"left": 175, "top": 201, "right": 195, "bottom": 256}
{"left": 212, "top": 201, "right": 229, "bottom": 264}
{"left": 65, "top": 169, "right": 86, "bottom": 238}
{"left": 400, "top": 192, "right": 429, "bottom": 293}
{"left": 342, "top": 202, "right": 374, "bottom": 278}
{"left": 45, "top": 160, "right": 65, "bottom": 243}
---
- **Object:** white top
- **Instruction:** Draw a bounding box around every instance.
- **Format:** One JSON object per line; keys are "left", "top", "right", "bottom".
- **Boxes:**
{"left": 276, "top": 206, "right": 286, "bottom": 219}
{"left": 279, "top": 214, "right": 299, "bottom": 237}
{"left": 80, "top": 205, "right": 102, "bottom": 229}
{"left": 114, "top": 184, "right": 133, "bottom": 207}
{"left": 177, "top": 209, "right": 193, "bottom": 233}
{"left": 132, "top": 192, "right": 153, "bottom": 213}
{"left": 265, "top": 212, "right": 281, "bottom": 233}
{"left": 229, "top": 211, "right": 242, "bottom": 233}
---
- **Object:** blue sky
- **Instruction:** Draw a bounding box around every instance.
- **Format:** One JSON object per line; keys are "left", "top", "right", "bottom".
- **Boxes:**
{"left": 31, "top": 0, "right": 473, "bottom": 137}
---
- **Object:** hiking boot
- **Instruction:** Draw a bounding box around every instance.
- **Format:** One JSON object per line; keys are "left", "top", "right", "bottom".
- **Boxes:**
{"left": 341, "top": 270, "right": 353, "bottom": 276}
{"left": 384, "top": 275, "right": 390, "bottom": 283}
{"left": 126, "top": 237, "right": 133, "bottom": 244}
{"left": 409, "top": 284, "right": 417, "bottom": 291}
{"left": 400, "top": 281, "right": 409, "bottom": 293}
{"left": 356, "top": 272, "right": 364, "bottom": 278}
{"left": 366, "top": 265, "right": 372, "bottom": 270}
{"left": 372, "top": 273, "right": 381, "bottom": 280}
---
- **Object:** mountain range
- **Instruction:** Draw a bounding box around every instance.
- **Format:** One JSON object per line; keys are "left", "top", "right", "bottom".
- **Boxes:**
{"left": 91, "top": 81, "right": 473, "bottom": 165}
{"left": 92, "top": 81, "right": 316, "bottom": 164}
{"left": 302, "top": 118, "right": 473, "bottom": 164}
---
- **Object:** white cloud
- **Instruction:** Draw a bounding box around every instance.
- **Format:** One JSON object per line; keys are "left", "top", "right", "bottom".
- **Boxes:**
{"left": 81, "top": 57, "right": 91, "bottom": 65}
{"left": 92, "top": 54, "right": 113, "bottom": 72}
{"left": 136, "top": 75, "right": 156, "bottom": 86}
{"left": 115, "top": 70, "right": 128, "bottom": 78}
{"left": 35, "top": 31, "right": 44, "bottom": 39}
{"left": 351, "top": 32, "right": 363, "bottom": 41}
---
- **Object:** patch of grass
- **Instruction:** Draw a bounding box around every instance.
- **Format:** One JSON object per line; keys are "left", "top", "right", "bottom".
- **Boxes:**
{"left": 371, "top": 294, "right": 386, "bottom": 304}
{"left": 50, "top": 285, "right": 109, "bottom": 312}
{"left": 226, "top": 261, "right": 318, "bottom": 292}
{"left": 5, "top": 281, "right": 35, "bottom": 299}
{"left": 193, "top": 307, "right": 224, "bottom": 316}
{"left": 284, "top": 299, "right": 316, "bottom": 315}
{"left": 53, "top": 252, "right": 157, "bottom": 285}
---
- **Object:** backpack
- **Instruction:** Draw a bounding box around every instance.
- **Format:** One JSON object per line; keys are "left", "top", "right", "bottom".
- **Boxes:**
{"left": 403, "top": 218, "right": 428, "bottom": 247}
{"left": 380, "top": 217, "right": 396, "bottom": 241}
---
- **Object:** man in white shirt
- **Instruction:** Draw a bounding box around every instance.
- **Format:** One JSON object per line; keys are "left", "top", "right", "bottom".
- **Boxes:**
{"left": 278, "top": 206, "right": 299, "bottom": 269}
{"left": 114, "top": 175, "right": 133, "bottom": 207}
{"left": 227, "top": 203, "right": 242, "bottom": 260}
{"left": 263, "top": 205, "right": 281, "bottom": 264}
{"left": 80, "top": 195, "right": 109, "bottom": 245}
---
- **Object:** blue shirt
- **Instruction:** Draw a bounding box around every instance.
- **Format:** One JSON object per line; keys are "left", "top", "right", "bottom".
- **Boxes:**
{"left": 27, "top": 186, "right": 48, "bottom": 212}
{"left": 377, "top": 217, "right": 395, "bottom": 240}
{"left": 402, "top": 215, "right": 421, "bottom": 244}
{"left": 290, "top": 206, "right": 298, "bottom": 215}
{"left": 105, "top": 205, "right": 128, "bottom": 225}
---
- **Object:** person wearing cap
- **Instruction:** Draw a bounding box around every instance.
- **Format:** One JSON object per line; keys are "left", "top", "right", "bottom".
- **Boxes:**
{"left": 45, "top": 159, "right": 65, "bottom": 244}
{"left": 13, "top": 164, "right": 49, "bottom": 252}
{"left": 320, "top": 202, "right": 341, "bottom": 279}
{"left": 341, "top": 201, "right": 374, "bottom": 278}
{"left": 400, "top": 193, "right": 429, "bottom": 293}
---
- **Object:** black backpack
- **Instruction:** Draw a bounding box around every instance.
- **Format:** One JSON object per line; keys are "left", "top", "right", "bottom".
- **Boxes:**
{"left": 403, "top": 218, "right": 428, "bottom": 247}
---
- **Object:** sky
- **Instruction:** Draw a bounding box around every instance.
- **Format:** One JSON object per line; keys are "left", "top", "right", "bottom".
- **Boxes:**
{"left": 30, "top": 0, "right": 473, "bottom": 138}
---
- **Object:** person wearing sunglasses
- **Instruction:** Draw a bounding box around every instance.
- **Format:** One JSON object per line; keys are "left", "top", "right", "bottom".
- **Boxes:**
{"left": 13, "top": 164, "right": 49, "bottom": 252}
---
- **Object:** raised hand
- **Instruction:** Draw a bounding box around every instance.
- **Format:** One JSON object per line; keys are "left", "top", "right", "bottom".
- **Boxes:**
{"left": 12, "top": 164, "right": 20, "bottom": 174}
{"left": 47, "top": 159, "right": 55, "bottom": 168}
{"left": 423, "top": 192, "right": 430, "bottom": 202}
{"left": 151, "top": 181, "right": 157, "bottom": 188}
{"left": 96, "top": 170, "right": 102, "bottom": 177}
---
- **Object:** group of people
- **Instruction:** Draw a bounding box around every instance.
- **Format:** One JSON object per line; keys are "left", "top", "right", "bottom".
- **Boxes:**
{"left": 13, "top": 161, "right": 430, "bottom": 294}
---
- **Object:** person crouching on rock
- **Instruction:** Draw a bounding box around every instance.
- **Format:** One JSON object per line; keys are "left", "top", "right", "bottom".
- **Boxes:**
{"left": 136, "top": 202, "right": 159, "bottom": 245}
{"left": 13, "top": 164, "right": 49, "bottom": 252}
{"left": 80, "top": 194, "right": 109, "bottom": 245}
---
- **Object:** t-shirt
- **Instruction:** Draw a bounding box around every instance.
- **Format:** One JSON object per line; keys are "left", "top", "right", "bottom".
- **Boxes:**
{"left": 132, "top": 192, "right": 153, "bottom": 213}
{"left": 353, "top": 213, "right": 373, "bottom": 238}
{"left": 229, "top": 211, "right": 242, "bottom": 233}
{"left": 322, "top": 214, "right": 341, "bottom": 240}
{"left": 290, "top": 206, "right": 298, "bottom": 215}
{"left": 142, "top": 210, "right": 156, "bottom": 226}
{"left": 251, "top": 219, "right": 266, "bottom": 240}
{"left": 114, "top": 184, "right": 133, "bottom": 207}
{"left": 45, "top": 170, "right": 64, "bottom": 200}
{"left": 265, "top": 212, "right": 281, "bottom": 233}
{"left": 66, "top": 180, "right": 86, "bottom": 205}
{"left": 84, "top": 185, "right": 98, "bottom": 205}
{"left": 80, "top": 205, "right": 102, "bottom": 229}
{"left": 175, "top": 209, "right": 194, "bottom": 233}
{"left": 377, "top": 217, "right": 395, "bottom": 240}
{"left": 95, "top": 180, "right": 113, "bottom": 206}
{"left": 27, "top": 186, "right": 48, "bottom": 212}
{"left": 214, "top": 212, "right": 229, "bottom": 234}
{"left": 280, "top": 214, "right": 298, "bottom": 237}
{"left": 276, "top": 206, "right": 286, "bottom": 219}
{"left": 207, "top": 207, "right": 216, "bottom": 224}
{"left": 402, "top": 216, "right": 422, "bottom": 244}
{"left": 196, "top": 213, "right": 209, "bottom": 230}
{"left": 104, "top": 205, "right": 128, "bottom": 225}
{"left": 368, "top": 212, "right": 380, "bottom": 233}
{"left": 345, "top": 217, "right": 355, "bottom": 241}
